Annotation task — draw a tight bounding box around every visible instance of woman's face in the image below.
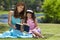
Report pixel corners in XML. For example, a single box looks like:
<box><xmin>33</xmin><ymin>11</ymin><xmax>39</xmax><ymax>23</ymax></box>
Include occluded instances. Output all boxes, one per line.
<box><xmin>17</xmin><ymin>5</ymin><xmax>24</xmax><ymax>13</ymax></box>
<box><xmin>27</xmin><ymin>13</ymin><xmax>32</xmax><ymax>19</ymax></box>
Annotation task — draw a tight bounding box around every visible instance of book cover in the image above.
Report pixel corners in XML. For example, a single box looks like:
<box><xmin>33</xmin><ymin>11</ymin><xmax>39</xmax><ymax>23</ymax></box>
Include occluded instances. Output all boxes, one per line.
<box><xmin>15</xmin><ymin>23</ymin><xmax>29</xmax><ymax>32</ymax></box>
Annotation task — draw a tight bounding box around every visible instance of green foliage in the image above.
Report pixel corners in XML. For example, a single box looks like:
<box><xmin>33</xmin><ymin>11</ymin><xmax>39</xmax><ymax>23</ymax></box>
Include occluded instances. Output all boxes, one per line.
<box><xmin>42</xmin><ymin>0</ymin><xmax>60</xmax><ymax>23</ymax></box>
<box><xmin>0</xmin><ymin>0</ymin><xmax>41</xmax><ymax>12</ymax></box>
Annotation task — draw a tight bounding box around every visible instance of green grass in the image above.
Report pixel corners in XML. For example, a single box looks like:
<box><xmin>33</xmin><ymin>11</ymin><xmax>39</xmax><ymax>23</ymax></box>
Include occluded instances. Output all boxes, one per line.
<box><xmin>0</xmin><ymin>23</ymin><xmax>60</xmax><ymax>40</ymax></box>
<box><xmin>0</xmin><ymin>10</ymin><xmax>8</xmax><ymax>15</ymax></box>
<box><xmin>0</xmin><ymin>10</ymin><xmax>43</xmax><ymax>15</ymax></box>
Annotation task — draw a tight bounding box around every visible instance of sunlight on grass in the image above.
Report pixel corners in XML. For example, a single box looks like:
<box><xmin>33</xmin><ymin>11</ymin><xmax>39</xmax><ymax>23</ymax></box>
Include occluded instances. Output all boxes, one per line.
<box><xmin>0</xmin><ymin>11</ymin><xmax>8</xmax><ymax>15</ymax></box>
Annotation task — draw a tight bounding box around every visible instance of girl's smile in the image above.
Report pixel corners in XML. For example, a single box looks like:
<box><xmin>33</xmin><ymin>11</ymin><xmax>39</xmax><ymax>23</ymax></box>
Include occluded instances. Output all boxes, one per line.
<box><xmin>27</xmin><ymin>13</ymin><xmax>32</xmax><ymax>19</ymax></box>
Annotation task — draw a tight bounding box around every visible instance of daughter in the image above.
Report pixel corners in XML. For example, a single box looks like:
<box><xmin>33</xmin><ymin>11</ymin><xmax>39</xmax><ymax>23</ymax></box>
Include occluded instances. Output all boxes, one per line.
<box><xmin>23</xmin><ymin>10</ymin><xmax>44</xmax><ymax>38</ymax></box>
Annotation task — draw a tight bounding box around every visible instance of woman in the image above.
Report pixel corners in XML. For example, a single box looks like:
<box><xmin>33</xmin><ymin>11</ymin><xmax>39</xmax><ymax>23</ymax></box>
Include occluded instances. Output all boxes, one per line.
<box><xmin>8</xmin><ymin>2</ymin><xmax>25</xmax><ymax>31</ymax></box>
<box><xmin>0</xmin><ymin>2</ymin><xmax>32</xmax><ymax>38</ymax></box>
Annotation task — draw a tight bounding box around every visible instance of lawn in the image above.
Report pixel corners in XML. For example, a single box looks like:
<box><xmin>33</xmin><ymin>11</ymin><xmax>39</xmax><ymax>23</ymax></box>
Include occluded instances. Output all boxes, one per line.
<box><xmin>0</xmin><ymin>10</ymin><xmax>8</xmax><ymax>15</ymax></box>
<box><xmin>0</xmin><ymin>23</ymin><xmax>60</xmax><ymax>40</ymax></box>
<box><xmin>0</xmin><ymin>10</ymin><xmax>43</xmax><ymax>15</ymax></box>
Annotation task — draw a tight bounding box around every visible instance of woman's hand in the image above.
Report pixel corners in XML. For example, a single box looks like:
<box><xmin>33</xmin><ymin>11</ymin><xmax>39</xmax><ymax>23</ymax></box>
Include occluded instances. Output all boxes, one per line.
<box><xmin>13</xmin><ymin>25</ymin><xmax>16</xmax><ymax>29</ymax></box>
<box><xmin>8</xmin><ymin>11</ymin><xmax>16</xmax><ymax>29</ymax></box>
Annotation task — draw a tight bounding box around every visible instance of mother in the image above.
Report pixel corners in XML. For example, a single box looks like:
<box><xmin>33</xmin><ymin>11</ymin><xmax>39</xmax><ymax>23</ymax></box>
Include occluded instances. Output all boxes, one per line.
<box><xmin>8</xmin><ymin>2</ymin><xmax>25</xmax><ymax>30</ymax></box>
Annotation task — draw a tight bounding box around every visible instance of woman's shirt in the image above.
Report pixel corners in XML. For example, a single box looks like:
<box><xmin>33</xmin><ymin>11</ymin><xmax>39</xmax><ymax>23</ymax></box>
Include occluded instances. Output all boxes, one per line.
<box><xmin>11</xmin><ymin>16</ymin><xmax>21</xmax><ymax>25</ymax></box>
<box><xmin>10</xmin><ymin>11</ymin><xmax>22</xmax><ymax>25</ymax></box>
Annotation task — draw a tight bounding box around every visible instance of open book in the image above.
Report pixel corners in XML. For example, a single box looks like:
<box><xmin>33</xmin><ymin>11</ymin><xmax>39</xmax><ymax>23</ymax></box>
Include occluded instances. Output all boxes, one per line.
<box><xmin>15</xmin><ymin>23</ymin><xmax>29</xmax><ymax>32</ymax></box>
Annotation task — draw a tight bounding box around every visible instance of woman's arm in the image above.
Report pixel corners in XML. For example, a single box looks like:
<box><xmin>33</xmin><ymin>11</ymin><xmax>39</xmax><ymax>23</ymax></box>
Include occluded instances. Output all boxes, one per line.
<box><xmin>8</xmin><ymin>11</ymin><xmax>16</xmax><ymax>29</ymax></box>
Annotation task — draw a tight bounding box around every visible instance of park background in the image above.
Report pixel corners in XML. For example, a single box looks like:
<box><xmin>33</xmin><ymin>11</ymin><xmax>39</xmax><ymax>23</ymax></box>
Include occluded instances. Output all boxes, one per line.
<box><xmin>0</xmin><ymin>0</ymin><xmax>60</xmax><ymax>40</ymax></box>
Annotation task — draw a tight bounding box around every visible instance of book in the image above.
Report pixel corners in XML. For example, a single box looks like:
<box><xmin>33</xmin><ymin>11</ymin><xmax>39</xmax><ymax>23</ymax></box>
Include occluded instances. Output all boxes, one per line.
<box><xmin>15</xmin><ymin>23</ymin><xmax>29</xmax><ymax>32</ymax></box>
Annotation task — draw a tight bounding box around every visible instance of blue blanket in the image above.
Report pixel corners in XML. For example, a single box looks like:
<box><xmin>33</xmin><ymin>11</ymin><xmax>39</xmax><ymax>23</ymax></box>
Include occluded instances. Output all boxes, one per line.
<box><xmin>0</xmin><ymin>29</ymin><xmax>32</xmax><ymax>38</ymax></box>
<box><xmin>0</xmin><ymin>16</ymin><xmax>33</xmax><ymax>38</ymax></box>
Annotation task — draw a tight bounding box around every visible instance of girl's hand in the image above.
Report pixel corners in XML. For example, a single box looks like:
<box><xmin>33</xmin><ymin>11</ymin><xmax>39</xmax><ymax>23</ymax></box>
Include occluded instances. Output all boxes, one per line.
<box><xmin>35</xmin><ymin>27</ymin><xmax>38</xmax><ymax>29</ymax></box>
<box><xmin>23</xmin><ymin>23</ymin><xmax>25</xmax><ymax>24</ymax></box>
<box><xmin>33</xmin><ymin>27</ymin><xmax>38</xmax><ymax>30</ymax></box>
<box><xmin>23</xmin><ymin>23</ymin><xmax>27</xmax><ymax>25</ymax></box>
<box><xmin>23</xmin><ymin>23</ymin><xmax>29</xmax><ymax>26</ymax></box>
<box><xmin>20</xmin><ymin>23</ymin><xmax>23</xmax><ymax>25</ymax></box>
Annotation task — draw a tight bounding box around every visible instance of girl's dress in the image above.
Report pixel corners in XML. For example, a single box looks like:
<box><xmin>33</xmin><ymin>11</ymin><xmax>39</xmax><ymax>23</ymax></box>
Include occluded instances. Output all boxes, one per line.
<box><xmin>0</xmin><ymin>15</ymin><xmax>32</xmax><ymax>38</ymax></box>
<box><xmin>27</xmin><ymin>19</ymin><xmax>41</xmax><ymax>34</ymax></box>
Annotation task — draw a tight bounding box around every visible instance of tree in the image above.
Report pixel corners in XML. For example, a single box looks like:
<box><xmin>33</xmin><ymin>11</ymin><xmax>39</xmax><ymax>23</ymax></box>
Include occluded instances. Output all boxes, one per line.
<box><xmin>0</xmin><ymin>0</ymin><xmax>42</xmax><ymax>11</ymax></box>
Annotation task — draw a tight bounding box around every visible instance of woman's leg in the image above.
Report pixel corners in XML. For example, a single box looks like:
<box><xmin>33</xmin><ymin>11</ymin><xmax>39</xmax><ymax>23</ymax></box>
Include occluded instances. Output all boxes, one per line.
<box><xmin>20</xmin><ymin>25</ymin><xmax>24</xmax><ymax>32</ymax></box>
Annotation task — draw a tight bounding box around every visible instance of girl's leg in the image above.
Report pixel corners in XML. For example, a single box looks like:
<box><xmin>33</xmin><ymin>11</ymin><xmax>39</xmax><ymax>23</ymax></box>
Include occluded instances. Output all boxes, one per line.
<box><xmin>32</xmin><ymin>31</ymin><xmax>44</xmax><ymax>38</ymax></box>
<box><xmin>33</xmin><ymin>31</ymin><xmax>42</xmax><ymax>37</ymax></box>
<box><xmin>32</xmin><ymin>28</ymin><xmax>44</xmax><ymax>38</ymax></box>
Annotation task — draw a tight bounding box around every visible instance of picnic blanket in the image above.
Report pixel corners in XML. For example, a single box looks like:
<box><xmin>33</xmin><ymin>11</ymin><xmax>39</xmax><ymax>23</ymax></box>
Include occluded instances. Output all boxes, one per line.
<box><xmin>0</xmin><ymin>29</ymin><xmax>32</xmax><ymax>38</ymax></box>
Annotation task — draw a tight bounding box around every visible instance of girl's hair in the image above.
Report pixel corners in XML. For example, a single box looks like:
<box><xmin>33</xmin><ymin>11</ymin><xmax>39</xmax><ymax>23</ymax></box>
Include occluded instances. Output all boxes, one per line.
<box><xmin>14</xmin><ymin>2</ymin><xmax>26</xmax><ymax>19</ymax></box>
<box><xmin>25</xmin><ymin>10</ymin><xmax>36</xmax><ymax>23</ymax></box>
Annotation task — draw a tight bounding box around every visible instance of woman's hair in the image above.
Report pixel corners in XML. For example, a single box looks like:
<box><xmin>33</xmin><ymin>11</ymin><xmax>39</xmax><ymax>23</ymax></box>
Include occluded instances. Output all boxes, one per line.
<box><xmin>14</xmin><ymin>2</ymin><xmax>26</xmax><ymax>19</ymax></box>
<box><xmin>25</xmin><ymin>10</ymin><xmax>36</xmax><ymax>23</ymax></box>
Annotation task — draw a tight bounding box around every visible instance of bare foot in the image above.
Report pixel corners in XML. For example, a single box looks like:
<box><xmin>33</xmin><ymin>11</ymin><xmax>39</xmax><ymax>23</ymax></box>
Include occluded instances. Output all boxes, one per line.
<box><xmin>42</xmin><ymin>36</ymin><xmax>45</xmax><ymax>38</ymax></box>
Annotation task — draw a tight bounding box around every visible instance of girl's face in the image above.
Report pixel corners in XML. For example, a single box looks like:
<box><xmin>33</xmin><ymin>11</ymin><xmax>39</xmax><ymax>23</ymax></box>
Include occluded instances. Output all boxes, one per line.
<box><xmin>17</xmin><ymin>5</ymin><xmax>24</xmax><ymax>13</ymax></box>
<box><xmin>27</xmin><ymin>13</ymin><xmax>32</xmax><ymax>19</ymax></box>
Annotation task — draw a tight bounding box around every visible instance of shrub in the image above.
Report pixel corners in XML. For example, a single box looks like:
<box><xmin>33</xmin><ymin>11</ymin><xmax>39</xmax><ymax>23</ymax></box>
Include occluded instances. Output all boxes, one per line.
<box><xmin>42</xmin><ymin>0</ymin><xmax>60</xmax><ymax>23</ymax></box>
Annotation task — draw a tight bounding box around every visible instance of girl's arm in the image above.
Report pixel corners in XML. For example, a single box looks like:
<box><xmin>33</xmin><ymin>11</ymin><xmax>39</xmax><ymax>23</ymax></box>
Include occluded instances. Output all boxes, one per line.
<box><xmin>34</xmin><ymin>19</ymin><xmax>39</xmax><ymax>28</ymax></box>
<box><xmin>22</xmin><ymin>20</ymin><xmax>29</xmax><ymax>26</ymax></box>
<box><xmin>8</xmin><ymin>11</ymin><xmax>16</xmax><ymax>29</ymax></box>
<box><xmin>23</xmin><ymin>23</ymin><xmax>29</xmax><ymax>26</ymax></box>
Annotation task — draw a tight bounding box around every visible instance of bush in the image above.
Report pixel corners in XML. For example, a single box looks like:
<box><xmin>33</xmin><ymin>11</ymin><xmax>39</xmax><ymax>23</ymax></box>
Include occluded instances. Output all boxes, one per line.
<box><xmin>42</xmin><ymin>0</ymin><xmax>60</xmax><ymax>23</ymax></box>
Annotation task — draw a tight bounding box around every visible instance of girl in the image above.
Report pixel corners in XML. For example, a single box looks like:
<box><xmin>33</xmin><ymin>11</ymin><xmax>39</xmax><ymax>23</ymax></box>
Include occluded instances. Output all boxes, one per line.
<box><xmin>23</xmin><ymin>10</ymin><xmax>44</xmax><ymax>38</ymax></box>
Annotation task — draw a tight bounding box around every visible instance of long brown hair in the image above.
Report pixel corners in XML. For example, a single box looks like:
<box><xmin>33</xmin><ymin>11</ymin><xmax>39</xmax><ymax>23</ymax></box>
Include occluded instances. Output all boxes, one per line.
<box><xmin>25</xmin><ymin>10</ymin><xmax>36</xmax><ymax>23</ymax></box>
<box><xmin>14</xmin><ymin>2</ymin><xmax>26</xmax><ymax>19</ymax></box>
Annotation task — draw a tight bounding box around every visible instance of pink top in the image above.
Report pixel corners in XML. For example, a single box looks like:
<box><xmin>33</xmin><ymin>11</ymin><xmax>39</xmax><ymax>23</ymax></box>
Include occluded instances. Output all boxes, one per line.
<box><xmin>27</xmin><ymin>19</ymin><xmax>36</xmax><ymax>30</ymax></box>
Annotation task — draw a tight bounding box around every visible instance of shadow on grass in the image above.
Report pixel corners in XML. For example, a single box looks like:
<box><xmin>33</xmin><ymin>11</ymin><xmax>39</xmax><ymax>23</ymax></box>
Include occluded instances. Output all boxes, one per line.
<box><xmin>43</xmin><ymin>33</ymin><xmax>54</xmax><ymax>39</ymax></box>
